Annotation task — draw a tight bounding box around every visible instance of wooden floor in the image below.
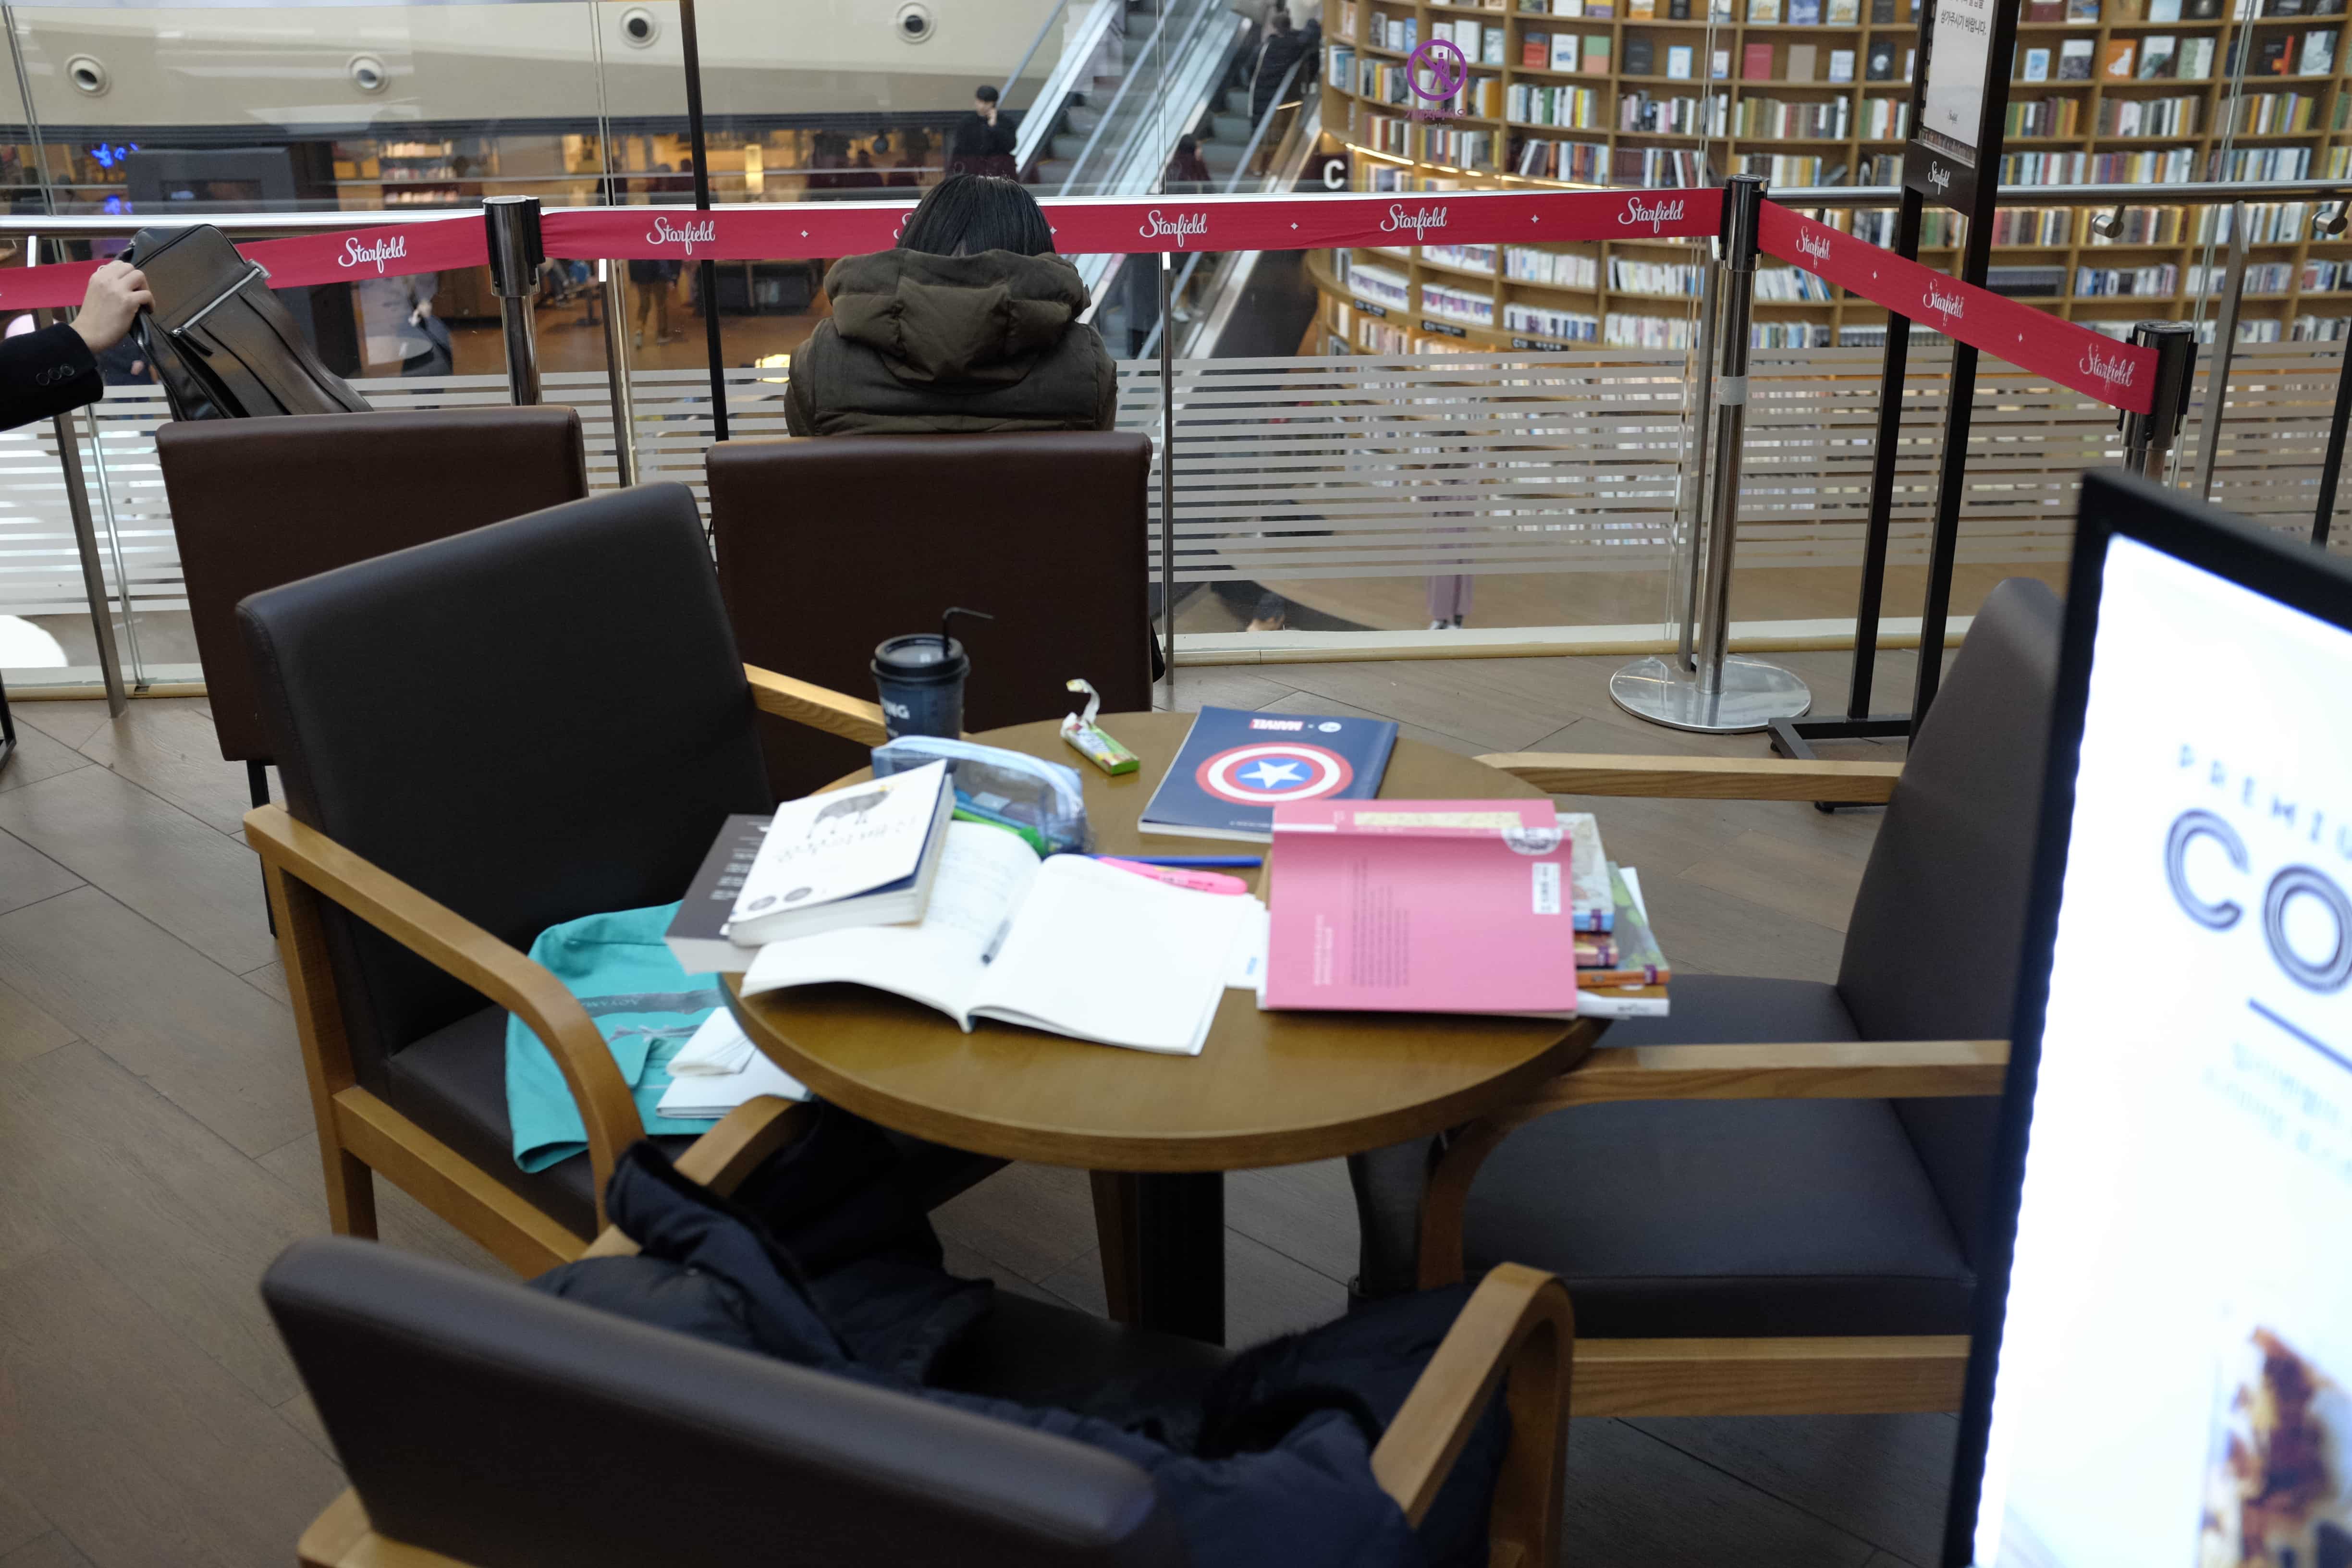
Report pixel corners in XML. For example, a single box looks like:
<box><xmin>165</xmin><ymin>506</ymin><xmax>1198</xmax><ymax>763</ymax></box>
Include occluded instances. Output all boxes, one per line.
<box><xmin>0</xmin><ymin>648</ymin><xmax>1953</xmax><ymax>1568</ymax></box>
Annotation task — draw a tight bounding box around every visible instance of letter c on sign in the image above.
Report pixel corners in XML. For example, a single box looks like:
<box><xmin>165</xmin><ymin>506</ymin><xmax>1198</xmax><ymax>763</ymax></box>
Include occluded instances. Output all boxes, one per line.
<box><xmin>2263</xmin><ymin>865</ymin><xmax>2352</xmax><ymax>992</ymax></box>
<box><xmin>1321</xmin><ymin>155</ymin><xmax>1348</xmax><ymax>190</ymax></box>
<box><xmin>2166</xmin><ymin>808</ymin><xmax>2245</xmax><ymax>930</ymax></box>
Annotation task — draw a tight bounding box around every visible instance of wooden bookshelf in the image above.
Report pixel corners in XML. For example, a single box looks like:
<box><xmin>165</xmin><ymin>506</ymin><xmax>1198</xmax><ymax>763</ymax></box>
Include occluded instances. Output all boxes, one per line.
<box><xmin>1315</xmin><ymin>0</ymin><xmax>2352</xmax><ymax>350</ymax></box>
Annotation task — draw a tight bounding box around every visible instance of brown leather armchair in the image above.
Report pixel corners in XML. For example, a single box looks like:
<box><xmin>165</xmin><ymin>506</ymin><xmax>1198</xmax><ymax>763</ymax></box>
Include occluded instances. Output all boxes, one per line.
<box><xmin>237</xmin><ymin>481</ymin><xmax>945</xmax><ymax>1274</ymax></box>
<box><xmin>158</xmin><ymin>405</ymin><xmax>589</xmax><ymax>806</ymax></box>
<box><xmin>706</xmin><ymin>431</ymin><xmax>1156</xmax><ymax>798</ymax></box>
<box><xmin>1351</xmin><ymin>577</ymin><xmax>2062</xmax><ymax>1418</ymax></box>
<box><xmin>271</xmin><ymin>1232</ymin><xmax>1575</xmax><ymax>1568</ymax></box>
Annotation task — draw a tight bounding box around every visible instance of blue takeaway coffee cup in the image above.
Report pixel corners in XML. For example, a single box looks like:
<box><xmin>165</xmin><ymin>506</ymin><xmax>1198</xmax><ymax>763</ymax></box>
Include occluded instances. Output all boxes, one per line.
<box><xmin>871</xmin><ymin>607</ymin><xmax>992</xmax><ymax>740</ymax></box>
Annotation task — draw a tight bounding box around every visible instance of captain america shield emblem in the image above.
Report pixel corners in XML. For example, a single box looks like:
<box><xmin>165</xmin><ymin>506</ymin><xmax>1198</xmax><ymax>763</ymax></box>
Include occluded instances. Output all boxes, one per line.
<box><xmin>1195</xmin><ymin>742</ymin><xmax>1355</xmax><ymax>804</ymax></box>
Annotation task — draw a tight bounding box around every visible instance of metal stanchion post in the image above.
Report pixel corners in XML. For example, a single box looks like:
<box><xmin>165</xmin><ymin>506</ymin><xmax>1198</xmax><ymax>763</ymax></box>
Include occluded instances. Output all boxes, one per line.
<box><xmin>25</xmin><ymin>237</ymin><xmax>127</xmax><ymax>715</ymax></box>
<box><xmin>1674</xmin><ymin>253</ymin><xmax>1721</xmax><ymax>673</ymax></box>
<box><xmin>2313</xmin><ymin>341</ymin><xmax>2352</xmax><ymax>548</ymax></box>
<box><xmin>598</xmin><ymin>258</ymin><xmax>637</xmax><ymax>487</ymax></box>
<box><xmin>483</xmin><ymin>196</ymin><xmax>545</xmax><ymax>405</ymax></box>
<box><xmin>2309</xmin><ymin>204</ymin><xmax>2352</xmax><ymax>548</ymax></box>
<box><xmin>1609</xmin><ymin>175</ymin><xmax>1812</xmax><ymax>734</ymax></box>
<box><xmin>1158</xmin><ymin>251</ymin><xmax>1176</xmax><ymax>698</ymax></box>
<box><xmin>2191</xmin><ymin>202</ymin><xmax>2248</xmax><ymax>502</ymax></box>
<box><xmin>2121</xmin><ymin>320</ymin><xmax>2198</xmax><ymax>479</ymax></box>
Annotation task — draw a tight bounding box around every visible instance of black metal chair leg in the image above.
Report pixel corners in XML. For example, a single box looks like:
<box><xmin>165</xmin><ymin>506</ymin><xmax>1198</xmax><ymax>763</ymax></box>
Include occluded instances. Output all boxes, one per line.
<box><xmin>249</xmin><ymin>760</ymin><xmax>274</xmax><ymax>935</ymax></box>
<box><xmin>0</xmin><ymin>670</ymin><xmax>15</xmax><ymax>774</ymax></box>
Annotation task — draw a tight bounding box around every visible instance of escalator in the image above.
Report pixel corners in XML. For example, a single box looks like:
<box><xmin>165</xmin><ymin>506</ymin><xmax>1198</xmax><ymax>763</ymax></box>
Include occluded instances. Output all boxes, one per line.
<box><xmin>1140</xmin><ymin>59</ymin><xmax>1327</xmax><ymax>362</ymax></box>
<box><xmin>1003</xmin><ymin>0</ymin><xmax>1258</xmax><ymax>346</ymax></box>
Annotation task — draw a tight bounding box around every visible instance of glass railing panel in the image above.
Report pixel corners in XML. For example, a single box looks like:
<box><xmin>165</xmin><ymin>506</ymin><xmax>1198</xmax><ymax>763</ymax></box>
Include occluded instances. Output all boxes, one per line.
<box><xmin>0</xmin><ymin>0</ymin><xmax>651</xmax><ymax>691</ymax></box>
<box><xmin>4</xmin><ymin>2</ymin><xmax>617</xmax><ymax>216</ymax></box>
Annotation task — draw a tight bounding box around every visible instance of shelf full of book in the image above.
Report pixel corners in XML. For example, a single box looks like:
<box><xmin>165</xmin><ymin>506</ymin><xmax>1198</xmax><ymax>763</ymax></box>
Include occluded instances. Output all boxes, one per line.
<box><xmin>1316</xmin><ymin>0</ymin><xmax>2352</xmax><ymax>349</ymax></box>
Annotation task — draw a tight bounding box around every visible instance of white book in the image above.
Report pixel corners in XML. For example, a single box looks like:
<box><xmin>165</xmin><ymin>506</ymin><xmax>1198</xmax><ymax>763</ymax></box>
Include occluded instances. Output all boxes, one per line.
<box><xmin>1551</xmin><ymin>30</ymin><xmax>1580</xmax><ymax>68</ymax></box>
<box><xmin>727</xmin><ymin>761</ymin><xmax>954</xmax><ymax>946</ymax></box>
<box><xmin>1667</xmin><ymin>43</ymin><xmax>1695</xmax><ymax>76</ymax></box>
<box><xmin>742</xmin><ymin>823</ymin><xmax>1253</xmax><ymax>1056</ymax></box>
<box><xmin>1829</xmin><ymin>48</ymin><xmax>1856</xmax><ymax>80</ymax></box>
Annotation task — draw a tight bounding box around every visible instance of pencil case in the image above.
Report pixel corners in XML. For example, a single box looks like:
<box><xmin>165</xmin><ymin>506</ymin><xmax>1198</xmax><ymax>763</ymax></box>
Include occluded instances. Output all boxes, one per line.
<box><xmin>870</xmin><ymin>736</ymin><xmax>1095</xmax><ymax>856</ymax></box>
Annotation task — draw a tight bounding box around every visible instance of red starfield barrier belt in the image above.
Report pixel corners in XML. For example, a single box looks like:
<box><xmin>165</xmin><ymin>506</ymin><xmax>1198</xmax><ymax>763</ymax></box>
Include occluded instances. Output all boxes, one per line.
<box><xmin>1755</xmin><ymin>199</ymin><xmax>2156</xmax><ymax>414</ymax></box>
<box><xmin>0</xmin><ymin>188</ymin><xmax>1725</xmax><ymax>311</ymax></box>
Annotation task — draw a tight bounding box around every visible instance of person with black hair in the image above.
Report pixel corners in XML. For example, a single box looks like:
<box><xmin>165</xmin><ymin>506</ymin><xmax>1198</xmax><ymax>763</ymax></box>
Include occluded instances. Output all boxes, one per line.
<box><xmin>887</xmin><ymin>127</ymin><xmax>931</xmax><ymax>187</ymax></box>
<box><xmin>946</xmin><ymin>83</ymin><xmax>1017</xmax><ymax>177</ymax></box>
<box><xmin>784</xmin><ymin>173</ymin><xmax>1114</xmax><ymax>436</ymax></box>
<box><xmin>1251</xmin><ymin>9</ymin><xmax>1311</xmax><ymax>122</ymax></box>
<box><xmin>1167</xmin><ymin>134</ymin><xmax>1213</xmax><ymax>189</ymax></box>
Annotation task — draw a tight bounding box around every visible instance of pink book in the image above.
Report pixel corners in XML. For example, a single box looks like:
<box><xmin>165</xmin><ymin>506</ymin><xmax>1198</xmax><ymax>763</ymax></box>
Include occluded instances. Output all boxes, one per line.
<box><xmin>1263</xmin><ymin>798</ymin><xmax>1580</xmax><ymax>1014</ymax></box>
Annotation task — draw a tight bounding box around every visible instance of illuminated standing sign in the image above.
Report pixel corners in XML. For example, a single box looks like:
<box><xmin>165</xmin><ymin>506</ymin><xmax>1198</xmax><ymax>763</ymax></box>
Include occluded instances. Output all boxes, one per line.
<box><xmin>1969</xmin><ymin>530</ymin><xmax>2352</xmax><ymax>1568</ymax></box>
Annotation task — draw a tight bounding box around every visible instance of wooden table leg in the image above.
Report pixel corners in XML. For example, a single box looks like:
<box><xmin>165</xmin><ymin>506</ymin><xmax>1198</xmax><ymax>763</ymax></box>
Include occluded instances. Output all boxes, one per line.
<box><xmin>1133</xmin><ymin>1171</ymin><xmax>1224</xmax><ymax>1345</ymax></box>
<box><xmin>1092</xmin><ymin>1170</ymin><xmax>1225</xmax><ymax>1343</ymax></box>
<box><xmin>1089</xmin><ymin>1170</ymin><xmax>1141</xmax><ymax>1324</ymax></box>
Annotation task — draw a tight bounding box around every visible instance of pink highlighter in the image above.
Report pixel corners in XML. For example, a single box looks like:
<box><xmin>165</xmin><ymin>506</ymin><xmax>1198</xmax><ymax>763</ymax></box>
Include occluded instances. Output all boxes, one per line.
<box><xmin>1095</xmin><ymin>857</ymin><xmax>1251</xmax><ymax>895</ymax></box>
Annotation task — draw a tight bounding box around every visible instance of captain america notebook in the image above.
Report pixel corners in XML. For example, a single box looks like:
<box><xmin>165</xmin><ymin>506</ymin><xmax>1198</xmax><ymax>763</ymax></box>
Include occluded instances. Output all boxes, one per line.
<box><xmin>1139</xmin><ymin>706</ymin><xmax>1398</xmax><ymax>843</ymax></box>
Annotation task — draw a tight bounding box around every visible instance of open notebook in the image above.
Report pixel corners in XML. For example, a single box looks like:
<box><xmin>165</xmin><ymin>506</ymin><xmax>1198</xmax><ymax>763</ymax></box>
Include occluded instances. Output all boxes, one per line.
<box><xmin>740</xmin><ymin>822</ymin><xmax>1252</xmax><ymax>1055</ymax></box>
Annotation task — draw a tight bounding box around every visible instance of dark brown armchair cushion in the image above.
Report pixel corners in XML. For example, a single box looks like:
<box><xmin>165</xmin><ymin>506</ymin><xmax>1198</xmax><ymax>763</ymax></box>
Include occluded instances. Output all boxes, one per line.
<box><xmin>708</xmin><ymin>431</ymin><xmax>1153</xmax><ymax>797</ymax></box>
<box><xmin>160</xmin><ymin>405</ymin><xmax>588</xmax><ymax>763</ymax></box>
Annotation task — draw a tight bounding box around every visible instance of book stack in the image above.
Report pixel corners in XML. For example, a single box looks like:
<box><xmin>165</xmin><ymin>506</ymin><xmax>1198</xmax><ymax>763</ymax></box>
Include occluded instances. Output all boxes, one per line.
<box><xmin>664</xmin><ymin>760</ymin><xmax>955</xmax><ymax>974</ymax></box>
<box><xmin>1262</xmin><ymin>802</ymin><xmax>1670</xmax><ymax>1018</ymax></box>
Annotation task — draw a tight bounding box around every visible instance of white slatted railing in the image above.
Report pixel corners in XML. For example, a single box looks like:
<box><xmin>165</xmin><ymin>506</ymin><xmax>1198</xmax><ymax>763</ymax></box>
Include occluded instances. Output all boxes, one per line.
<box><xmin>3</xmin><ymin>343</ymin><xmax>2343</xmax><ymax>625</ymax></box>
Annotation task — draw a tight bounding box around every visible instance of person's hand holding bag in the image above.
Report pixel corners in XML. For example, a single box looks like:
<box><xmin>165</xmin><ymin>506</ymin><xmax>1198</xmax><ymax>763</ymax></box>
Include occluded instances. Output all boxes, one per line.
<box><xmin>0</xmin><ymin>257</ymin><xmax>147</xmax><ymax>430</ymax></box>
<box><xmin>69</xmin><ymin>259</ymin><xmax>153</xmax><ymax>354</ymax></box>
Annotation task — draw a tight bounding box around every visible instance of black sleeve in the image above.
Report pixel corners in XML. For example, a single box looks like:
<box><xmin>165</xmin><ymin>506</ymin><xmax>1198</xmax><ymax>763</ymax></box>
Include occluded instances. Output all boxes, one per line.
<box><xmin>0</xmin><ymin>320</ymin><xmax>103</xmax><ymax>433</ymax></box>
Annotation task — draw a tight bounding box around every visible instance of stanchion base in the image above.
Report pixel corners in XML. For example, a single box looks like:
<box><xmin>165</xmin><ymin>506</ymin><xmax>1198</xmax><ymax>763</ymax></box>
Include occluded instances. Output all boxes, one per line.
<box><xmin>1768</xmin><ymin>712</ymin><xmax>1911</xmax><ymax>811</ymax></box>
<box><xmin>1767</xmin><ymin>713</ymin><xmax>1916</xmax><ymax>760</ymax></box>
<box><xmin>1608</xmin><ymin>655</ymin><xmax>1812</xmax><ymax>735</ymax></box>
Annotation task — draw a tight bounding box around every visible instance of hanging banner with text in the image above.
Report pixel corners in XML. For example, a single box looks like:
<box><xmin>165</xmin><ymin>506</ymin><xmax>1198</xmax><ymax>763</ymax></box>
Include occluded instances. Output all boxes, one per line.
<box><xmin>537</xmin><ymin>187</ymin><xmax>1726</xmax><ymax>261</ymax></box>
<box><xmin>1756</xmin><ymin>199</ymin><xmax>2156</xmax><ymax>414</ymax></box>
<box><xmin>0</xmin><ymin>188</ymin><xmax>1725</xmax><ymax>313</ymax></box>
<box><xmin>0</xmin><ymin>215</ymin><xmax>490</xmax><ymax>312</ymax></box>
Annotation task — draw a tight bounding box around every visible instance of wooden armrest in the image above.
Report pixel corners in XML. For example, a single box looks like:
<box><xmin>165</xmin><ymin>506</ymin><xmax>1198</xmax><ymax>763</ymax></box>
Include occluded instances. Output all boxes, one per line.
<box><xmin>745</xmin><ymin>664</ymin><xmax>889</xmax><ymax>746</ymax></box>
<box><xmin>1416</xmin><ymin>1040</ymin><xmax>2010</xmax><ymax>1289</ymax></box>
<box><xmin>576</xmin><ymin>1095</ymin><xmax>817</xmax><ymax>1261</ymax></box>
<box><xmin>246</xmin><ymin>803</ymin><xmax>641</xmax><ymax>1232</ymax></box>
<box><xmin>300</xmin><ymin>1490</ymin><xmax>468</xmax><ymax>1568</ymax></box>
<box><xmin>1373</xmin><ymin>1262</ymin><xmax>1573</xmax><ymax>1564</ymax></box>
<box><xmin>1478</xmin><ymin>752</ymin><xmax>1903</xmax><ymax>804</ymax></box>
<box><xmin>1504</xmin><ymin>1038</ymin><xmax>2009</xmax><ymax>1120</ymax></box>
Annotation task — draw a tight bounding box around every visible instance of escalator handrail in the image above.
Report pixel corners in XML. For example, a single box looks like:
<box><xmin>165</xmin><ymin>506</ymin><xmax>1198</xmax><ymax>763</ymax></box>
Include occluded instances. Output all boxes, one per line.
<box><xmin>1011</xmin><ymin>0</ymin><xmax>1128</xmax><ymax>175</ymax></box>
<box><xmin>1140</xmin><ymin>53</ymin><xmax>1312</xmax><ymax>359</ymax></box>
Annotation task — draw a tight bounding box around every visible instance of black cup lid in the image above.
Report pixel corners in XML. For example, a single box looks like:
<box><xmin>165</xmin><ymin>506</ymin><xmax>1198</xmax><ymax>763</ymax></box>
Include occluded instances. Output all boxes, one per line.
<box><xmin>875</xmin><ymin>633</ymin><xmax>964</xmax><ymax>670</ymax></box>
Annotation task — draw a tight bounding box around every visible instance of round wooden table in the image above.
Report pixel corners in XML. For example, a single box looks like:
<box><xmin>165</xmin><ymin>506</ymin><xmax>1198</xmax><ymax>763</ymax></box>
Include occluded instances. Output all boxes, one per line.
<box><xmin>732</xmin><ymin>711</ymin><xmax>1601</xmax><ymax>1341</ymax></box>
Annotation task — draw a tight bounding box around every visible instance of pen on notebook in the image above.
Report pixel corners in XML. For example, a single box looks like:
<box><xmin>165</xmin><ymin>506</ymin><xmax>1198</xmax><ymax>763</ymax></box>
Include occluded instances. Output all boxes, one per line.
<box><xmin>980</xmin><ymin>917</ymin><xmax>1012</xmax><ymax>965</ymax></box>
<box><xmin>1109</xmin><ymin>855</ymin><xmax>1264</xmax><ymax>869</ymax></box>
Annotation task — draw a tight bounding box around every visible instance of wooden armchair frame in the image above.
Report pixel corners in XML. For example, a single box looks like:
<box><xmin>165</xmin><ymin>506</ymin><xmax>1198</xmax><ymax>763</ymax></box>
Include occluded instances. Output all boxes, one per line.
<box><xmin>296</xmin><ymin>1262</ymin><xmax>1576</xmax><ymax>1568</ymax></box>
<box><xmin>1410</xmin><ymin>750</ymin><xmax>2012</xmax><ymax>1419</ymax></box>
<box><xmin>247</xmin><ymin>665</ymin><xmax>887</xmax><ymax>1275</ymax></box>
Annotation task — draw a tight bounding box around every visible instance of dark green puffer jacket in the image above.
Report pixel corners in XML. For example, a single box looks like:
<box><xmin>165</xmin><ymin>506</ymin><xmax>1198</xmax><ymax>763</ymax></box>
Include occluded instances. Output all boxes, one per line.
<box><xmin>784</xmin><ymin>248</ymin><xmax>1118</xmax><ymax>435</ymax></box>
